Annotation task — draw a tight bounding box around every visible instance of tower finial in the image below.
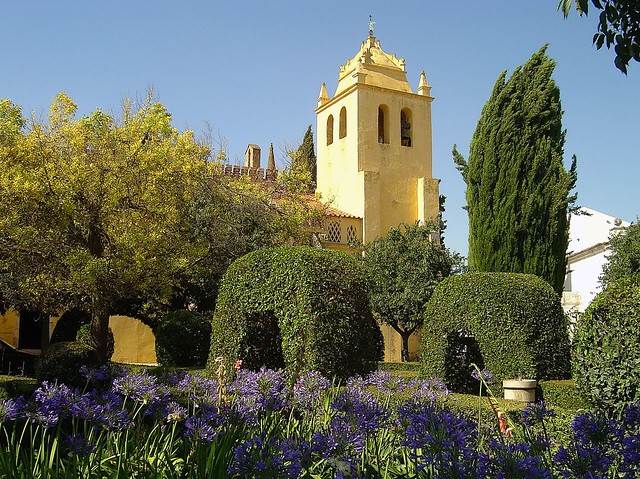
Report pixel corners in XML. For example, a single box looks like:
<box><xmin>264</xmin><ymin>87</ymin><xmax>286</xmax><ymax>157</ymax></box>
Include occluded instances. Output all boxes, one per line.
<box><xmin>418</xmin><ymin>70</ymin><xmax>431</xmax><ymax>96</ymax></box>
<box><xmin>368</xmin><ymin>15</ymin><xmax>376</xmax><ymax>37</ymax></box>
<box><xmin>317</xmin><ymin>82</ymin><xmax>329</xmax><ymax>108</ymax></box>
<box><xmin>267</xmin><ymin>143</ymin><xmax>276</xmax><ymax>171</ymax></box>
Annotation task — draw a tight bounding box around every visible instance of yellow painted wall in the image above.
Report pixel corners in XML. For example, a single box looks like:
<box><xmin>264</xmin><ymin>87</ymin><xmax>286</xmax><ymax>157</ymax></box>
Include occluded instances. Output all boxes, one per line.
<box><xmin>0</xmin><ymin>310</ymin><xmax>20</xmax><ymax>348</ymax></box>
<box><xmin>109</xmin><ymin>315</ymin><xmax>157</xmax><ymax>365</ymax></box>
<box><xmin>316</xmin><ymin>35</ymin><xmax>440</xmax><ymax>362</ymax></box>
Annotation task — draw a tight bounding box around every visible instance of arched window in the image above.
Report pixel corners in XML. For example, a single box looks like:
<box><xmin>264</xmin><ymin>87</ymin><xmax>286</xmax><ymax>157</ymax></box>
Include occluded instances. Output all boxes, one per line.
<box><xmin>326</xmin><ymin>115</ymin><xmax>334</xmax><ymax>146</ymax></box>
<box><xmin>339</xmin><ymin>107</ymin><xmax>347</xmax><ymax>139</ymax></box>
<box><xmin>327</xmin><ymin>221</ymin><xmax>341</xmax><ymax>243</ymax></box>
<box><xmin>346</xmin><ymin>224</ymin><xmax>357</xmax><ymax>244</ymax></box>
<box><xmin>400</xmin><ymin>108</ymin><xmax>412</xmax><ymax>147</ymax></box>
<box><xmin>378</xmin><ymin>105</ymin><xmax>389</xmax><ymax>144</ymax></box>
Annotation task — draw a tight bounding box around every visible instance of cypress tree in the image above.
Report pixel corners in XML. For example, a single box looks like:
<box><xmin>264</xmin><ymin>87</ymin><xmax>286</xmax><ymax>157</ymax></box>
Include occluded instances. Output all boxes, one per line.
<box><xmin>292</xmin><ymin>125</ymin><xmax>317</xmax><ymax>188</ymax></box>
<box><xmin>453</xmin><ymin>46</ymin><xmax>577</xmax><ymax>293</ymax></box>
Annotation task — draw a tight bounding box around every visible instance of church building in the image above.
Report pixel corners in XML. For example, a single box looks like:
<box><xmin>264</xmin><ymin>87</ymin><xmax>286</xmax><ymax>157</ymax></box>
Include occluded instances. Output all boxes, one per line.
<box><xmin>314</xmin><ymin>30</ymin><xmax>441</xmax><ymax>360</ymax></box>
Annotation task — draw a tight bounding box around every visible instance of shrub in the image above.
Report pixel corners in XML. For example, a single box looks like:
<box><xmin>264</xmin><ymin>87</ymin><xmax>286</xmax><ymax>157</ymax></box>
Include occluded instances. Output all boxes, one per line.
<box><xmin>76</xmin><ymin>323</ymin><xmax>115</xmax><ymax>360</ymax></box>
<box><xmin>600</xmin><ymin>221</ymin><xmax>640</xmax><ymax>287</ymax></box>
<box><xmin>421</xmin><ymin>272</ymin><xmax>571</xmax><ymax>392</ymax></box>
<box><xmin>155</xmin><ymin>310</ymin><xmax>211</xmax><ymax>367</ymax></box>
<box><xmin>538</xmin><ymin>380</ymin><xmax>589</xmax><ymax>412</ymax></box>
<box><xmin>573</xmin><ymin>277</ymin><xmax>640</xmax><ymax>414</ymax></box>
<box><xmin>37</xmin><ymin>341</ymin><xmax>99</xmax><ymax>385</ymax></box>
<box><xmin>208</xmin><ymin>247</ymin><xmax>383</xmax><ymax>379</ymax></box>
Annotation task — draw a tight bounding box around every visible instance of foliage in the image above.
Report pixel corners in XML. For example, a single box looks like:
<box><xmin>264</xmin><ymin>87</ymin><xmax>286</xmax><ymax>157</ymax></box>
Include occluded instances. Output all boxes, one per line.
<box><xmin>0</xmin><ymin>93</ymin><xmax>311</xmax><ymax>363</ymax></box>
<box><xmin>284</xmin><ymin>125</ymin><xmax>317</xmax><ymax>192</ymax></box>
<box><xmin>36</xmin><ymin>341</ymin><xmax>99</xmax><ymax>386</ymax></box>
<box><xmin>75</xmin><ymin>323</ymin><xmax>114</xmax><ymax>361</ymax></box>
<box><xmin>422</xmin><ymin>272</ymin><xmax>572</xmax><ymax>392</ymax></box>
<box><xmin>601</xmin><ymin>221</ymin><xmax>640</xmax><ymax>287</ymax></box>
<box><xmin>0</xmin><ymin>376</ymin><xmax>37</xmax><ymax>399</ymax></box>
<box><xmin>363</xmin><ymin>222</ymin><xmax>462</xmax><ymax>361</ymax></box>
<box><xmin>453</xmin><ymin>47</ymin><xmax>577</xmax><ymax>293</ymax></box>
<box><xmin>208</xmin><ymin>246</ymin><xmax>383</xmax><ymax>379</ymax></box>
<box><xmin>573</xmin><ymin>276</ymin><xmax>640</xmax><ymax>414</ymax></box>
<box><xmin>155</xmin><ymin>309</ymin><xmax>212</xmax><ymax>367</ymax></box>
<box><xmin>559</xmin><ymin>0</ymin><xmax>640</xmax><ymax>73</ymax></box>
<box><xmin>539</xmin><ymin>380</ymin><xmax>590</xmax><ymax>411</ymax></box>
<box><xmin>2</xmin><ymin>366</ymin><xmax>640</xmax><ymax>478</ymax></box>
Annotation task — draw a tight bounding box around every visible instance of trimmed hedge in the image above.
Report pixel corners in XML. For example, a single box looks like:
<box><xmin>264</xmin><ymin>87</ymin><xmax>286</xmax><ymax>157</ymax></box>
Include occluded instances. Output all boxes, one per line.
<box><xmin>539</xmin><ymin>380</ymin><xmax>589</xmax><ymax>412</ymax></box>
<box><xmin>155</xmin><ymin>310</ymin><xmax>211</xmax><ymax>367</ymax></box>
<box><xmin>573</xmin><ymin>277</ymin><xmax>640</xmax><ymax>414</ymax></box>
<box><xmin>421</xmin><ymin>273</ymin><xmax>571</xmax><ymax>391</ymax></box>
<box><xmin>0</xmin><ymin>375</ymin><xmax>38</xmax><ymax>398</ymax></box>
<box><xmin>208</xmin><ymin>247</ymin><xmax>383</xmax><ymax>379</ymax></box>
<box><xmin>37</xmin><ymin>341</ymin><xmax>99</xmax><ymax>386</ymax></box>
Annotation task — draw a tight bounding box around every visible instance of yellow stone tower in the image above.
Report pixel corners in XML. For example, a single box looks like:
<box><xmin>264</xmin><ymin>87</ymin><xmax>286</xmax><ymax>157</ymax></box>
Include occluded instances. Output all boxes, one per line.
<box><xmin>315</xmin><ymin>29</ymin><xmax>441</xmax><ymax>361</ymax></box>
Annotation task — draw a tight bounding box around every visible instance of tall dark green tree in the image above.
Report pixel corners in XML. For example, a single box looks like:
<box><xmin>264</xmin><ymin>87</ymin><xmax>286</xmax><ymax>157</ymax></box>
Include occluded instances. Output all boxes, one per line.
<box><xmin>453</xmin><ymin>47</ymin><xmax>577</xmax><ymax>293</ymax></box>
<box><xmin>290</xmin><ymin>125</ymin><xmax>317</xmax><ymax>191</ymax></box>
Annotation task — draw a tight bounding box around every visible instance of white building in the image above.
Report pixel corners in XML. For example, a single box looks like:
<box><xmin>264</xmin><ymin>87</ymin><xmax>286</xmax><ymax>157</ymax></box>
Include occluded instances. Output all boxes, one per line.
<box><xmin>562</xmin><ymin>207</ymin><xmax>630</xmax><ymax>313</ymax></box>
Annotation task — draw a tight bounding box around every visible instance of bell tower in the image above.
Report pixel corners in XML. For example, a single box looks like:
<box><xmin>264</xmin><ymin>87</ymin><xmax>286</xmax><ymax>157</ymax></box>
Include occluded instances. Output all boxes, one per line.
<box><xmin>315</xmin><ymin>31</ymin><xmax>440</xmax><ymax>244</ymax></box>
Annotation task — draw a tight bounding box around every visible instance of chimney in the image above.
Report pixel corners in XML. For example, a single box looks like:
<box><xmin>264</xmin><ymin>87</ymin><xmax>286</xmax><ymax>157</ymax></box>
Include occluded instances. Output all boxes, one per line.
<box><xmin>244</xmin><ymin>144</ymin><xmax>261</xmax><ymax>169</ymax></box>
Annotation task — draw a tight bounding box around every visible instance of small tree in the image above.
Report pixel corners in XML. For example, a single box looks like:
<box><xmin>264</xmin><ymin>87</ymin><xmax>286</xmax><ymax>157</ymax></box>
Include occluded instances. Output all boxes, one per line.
<box><xmin>362</xmin><ymin>222</ymin><xmax>462</xmax><ymax>361</ymax></box>
<box><xmin>601</xmin><ymin>221</ymin><xmax>640</xmax><ymax>287</ymax></box>
<box><xmin>0</xmin><ymin>93</ymin><xmax>310</xmax><ymax>362</ymax></box>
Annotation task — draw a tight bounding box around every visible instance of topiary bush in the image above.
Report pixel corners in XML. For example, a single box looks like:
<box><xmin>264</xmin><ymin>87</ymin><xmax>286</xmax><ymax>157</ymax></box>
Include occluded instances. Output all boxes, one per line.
<box><xmin>155</xmin><ymin>310</ymin><xmax>212</xmax><ymax>367</ymax></box>
<box><xmin>208</xmin><ymin>246</ymin><xmax>383</xmax><ymax>379</ymax></box>
<box><xmin>76</xmin><ymin>323</ymin><xmax>115</xmax><ymax>361</ymax></box>
<box><xmin>573</xmin><ymin>277</ymin><xmax>640</xmax><ymax>414</ymax></box>
<box><xmin>421</xmin><ymin>272</ymin><xmax>571</xmax><ymax>392</ymax></box>
<box><xmin>37</xmin><ymin>341</ymin><xmax>99</xmax><ymax>386</ymax></box>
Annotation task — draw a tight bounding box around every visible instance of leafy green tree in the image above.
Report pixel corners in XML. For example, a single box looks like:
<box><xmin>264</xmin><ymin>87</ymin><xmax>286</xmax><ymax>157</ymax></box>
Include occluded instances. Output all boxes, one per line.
<box><xmin>453</xmin><ymin>47</ymin><xmax>577</xmax><ymax>294</ymax></box>
<box><xmin>0</xmin><ymin>93</ymin><xmax>309</xmax><ymax>362</ymax></box>
<box><xmin>288</xmin><ymin>125</ymin><xmax>317</xmax><ymax>191</ymax></box>
<box><xmin>601</xmin><ymin>221</ymin><xmax>640</xmax><ymax>287</ymax></box>
<box><xmin>362</xmin><ymin>222</ymin><xmax>462</xmax><ymax>361</ymax></box>
<box><xmin>559</xmin><ymin>0</ymin><xmax>640</xmax><ymax>73</ymax></box>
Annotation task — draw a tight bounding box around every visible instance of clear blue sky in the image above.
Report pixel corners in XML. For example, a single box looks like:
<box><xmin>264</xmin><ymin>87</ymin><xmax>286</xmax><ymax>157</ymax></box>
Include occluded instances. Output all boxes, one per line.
<box><xmin>2</xmin><ymin>0</ymin><xmax>638</xmax><ymax>255</ymax></box>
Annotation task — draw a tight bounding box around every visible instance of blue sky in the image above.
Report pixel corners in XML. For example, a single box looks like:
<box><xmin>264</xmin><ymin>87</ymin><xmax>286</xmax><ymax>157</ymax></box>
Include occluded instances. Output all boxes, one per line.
<box><xmin>2</xmin><ymin>0</ymin><xmax>638</xmax><ymax>255</ymax></box>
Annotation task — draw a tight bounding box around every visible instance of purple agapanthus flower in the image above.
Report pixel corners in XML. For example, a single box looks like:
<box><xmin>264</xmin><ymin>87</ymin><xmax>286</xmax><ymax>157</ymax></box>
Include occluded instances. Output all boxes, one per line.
<box><xmin>229</xmin><ymin>368</ymin><xmax>288</xmax><ymax>420</ymax></box>
<box><xmin>65</xmin><ymin>434</ymin><xmax>95</xmax><ymax>457</ymax></box>
<box><xmin>184</xmin><ymin>405</ymin><xmax>225</xmax><ymax>443</ymax></box>
<box><xmin>471</xmin><ymin>368</ymin><xmax>494</xmax><ymax>383</ymax></box>
<box><xmin>175</xmin><ymin>373</ymin><xmax>218</xmax><ymax>406</ymax></box>
<box><xmin>79</xmin><ymin>365</ymin><xmax>110</xmax><ymax>384</ymax></box>
<box><xmin>407</xmin><ymin>377</ymin><xmax>450</xmax><ymax>402</ymax></box>
<box><xmin>399</xmin><ymin>400</ymin><xmax>477</xmax><ymax>476</ymax></box>
<box><xmin>293</xmin><ymin>371</ymin><xmax>331</xmax><ymax>409</ymax></box>
<box><xmin>27</xmin><ymin>382</ymin><xmax>77</xmax><ymax>427</ymax></box>
<box><xmin>163</xmin><ymin>401</ymin><xmax>187</xmax><ymax>423</ymax></box>
<box><xmin>112</xmin><ymin>371</ymin><xmax>169</xmax><ymax>407</ymax></box>
<box><xmin>0</xmin><ymin>397</ymin><xmax>24</xmax><ymax>422</ymax></box>
<box><xmin>228</xmin><ymin>435</ymin><xmax>309</xmax><ymax>479</ymax></box>
<box><xmin>522</xmin><ymin>401</ymin><xmax>556</xmax><ymax>426</ymax></box>
<box><xmin>364</xmin><ymin>370</ymin><xmax>407</xmax><ymax>395</ymax></box>
<box><xmin>331</xmin><ymin>387</ymin><xmax>389</xmax><ymax>435</ymax></box>
<box><xmin>479</xmin><ymin>440</ymin><xmax>552</xmax><ymax>479</ymax></box>
<box><xmin>71</xmin><ymin>389</ymin><xmax>131</xmax><ymax>431</ymax></box>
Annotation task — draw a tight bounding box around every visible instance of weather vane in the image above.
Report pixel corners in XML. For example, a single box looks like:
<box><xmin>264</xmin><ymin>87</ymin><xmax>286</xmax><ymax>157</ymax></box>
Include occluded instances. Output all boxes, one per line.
<box><xmin>368</xmin><ymin>15</ymin><xmax>376</xmax><ymax>36</ymax></box>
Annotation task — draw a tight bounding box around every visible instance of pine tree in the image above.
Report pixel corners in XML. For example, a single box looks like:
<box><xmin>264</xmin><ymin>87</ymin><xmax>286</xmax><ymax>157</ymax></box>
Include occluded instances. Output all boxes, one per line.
<box><xmin>291</xmin><ymin>125</ymin><xmax>317</xmax><ymax>190</ymax></box>
<box><xmin>453</xmin><ymin>46</ymin><xmax>577</xmax><ymax>293</ymax></box>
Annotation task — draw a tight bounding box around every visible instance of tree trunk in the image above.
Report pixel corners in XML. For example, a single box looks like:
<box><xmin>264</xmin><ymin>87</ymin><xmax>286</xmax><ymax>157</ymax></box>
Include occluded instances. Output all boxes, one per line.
<box><xmin>90</xmin><ymin>307</ymin><xmax>110</xmax><ymax>364</ymax></box>
<box><xmin>400</xmin><ymin>331</ymin><xmax>411</xmax><ymax>362</ymax></box>
<box><xmin>39</xmin><ymin>313</ymin><xmax>50</xmax><ymax>352</ymax></box>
